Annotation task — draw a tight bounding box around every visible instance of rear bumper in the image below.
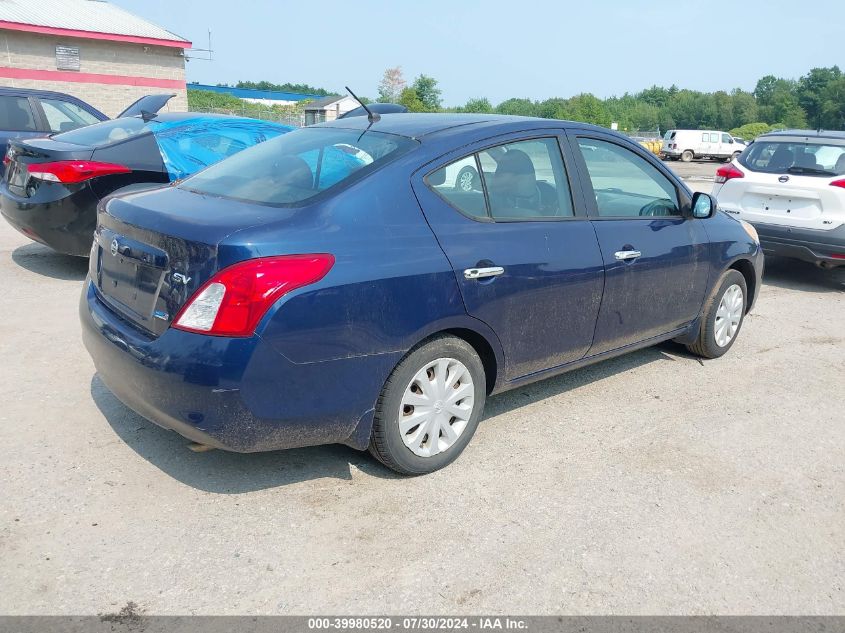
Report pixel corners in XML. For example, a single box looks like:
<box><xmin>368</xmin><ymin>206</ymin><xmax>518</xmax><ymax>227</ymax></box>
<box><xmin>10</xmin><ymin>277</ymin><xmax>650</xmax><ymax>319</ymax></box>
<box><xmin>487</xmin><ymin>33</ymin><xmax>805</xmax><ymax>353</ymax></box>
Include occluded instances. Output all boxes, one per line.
<box><xmin>0</xmin><ymin>184</ymin><xmax>97</xmax><ymax>257</ymax></box>
<box><xmin>749</xmin><ymin>221</ymin><xmax>845</xmax><ymax>267</ymax></box>
<box><xmin>80</xmin><ymin>280</ymin><xmax>398</xmax><ymax>452</ymax></box>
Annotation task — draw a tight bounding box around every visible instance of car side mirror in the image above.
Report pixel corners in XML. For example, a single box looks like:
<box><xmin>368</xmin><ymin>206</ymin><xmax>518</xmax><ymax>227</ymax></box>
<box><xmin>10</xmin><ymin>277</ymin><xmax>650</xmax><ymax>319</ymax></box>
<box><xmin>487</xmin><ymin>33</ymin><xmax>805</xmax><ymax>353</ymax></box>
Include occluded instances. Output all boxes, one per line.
<box><xmin>691</xmin><ymin>192</ymin><xmax>716</xmax><ymax>219</ymax></box>
<box><xmin>728</xmin><ymin>138</ymin><xmax>734</xmax><ymax>144</ymax></box>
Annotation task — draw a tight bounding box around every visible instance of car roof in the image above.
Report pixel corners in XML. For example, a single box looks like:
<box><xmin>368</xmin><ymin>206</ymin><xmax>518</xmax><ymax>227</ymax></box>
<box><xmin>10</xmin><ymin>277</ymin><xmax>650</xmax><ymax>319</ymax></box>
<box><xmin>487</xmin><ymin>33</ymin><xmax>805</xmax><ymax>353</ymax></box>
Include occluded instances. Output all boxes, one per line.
<box><xmin>0</xmin><ymin>86</ymin><xmax>108</xmax><ymax>118</ymax></box>
<box><xmin>314</xmin><ymin>113</ymin><xmax>583</xmax><ymax>140</ymax></box>
<box><xmin>760</xmin><ymin>129</ymin><xmax>845</xmax><ymax>141</ymax></box>
<box><xmin>0</xmin><ymin>86</ymin><xmax>87</xmax><ymax>100</ymax></box>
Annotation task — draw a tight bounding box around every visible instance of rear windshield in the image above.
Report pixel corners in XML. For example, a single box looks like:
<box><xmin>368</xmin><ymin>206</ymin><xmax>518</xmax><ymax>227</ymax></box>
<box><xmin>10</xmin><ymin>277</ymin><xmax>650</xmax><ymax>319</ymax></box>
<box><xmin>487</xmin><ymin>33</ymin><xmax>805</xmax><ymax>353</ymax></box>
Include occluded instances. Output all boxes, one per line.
<box><xmin>52</xmin><ymin>116</ymin><xmax>147</xmax><ymax>146</ymax></box>
<box><xmin>740</xmin><ymin>140</ymin><xmax>845</xmax><ymax>176</ymax></box>
<box><xmin>180</xmin><ymin>127</ymin><xmax>418</xmax><ymax>205</ymax></box>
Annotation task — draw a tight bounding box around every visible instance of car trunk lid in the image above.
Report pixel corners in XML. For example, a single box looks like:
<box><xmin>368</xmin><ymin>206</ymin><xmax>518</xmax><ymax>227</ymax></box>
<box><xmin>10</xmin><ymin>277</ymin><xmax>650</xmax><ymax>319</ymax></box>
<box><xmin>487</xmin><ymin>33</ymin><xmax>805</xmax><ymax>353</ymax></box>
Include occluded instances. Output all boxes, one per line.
<box><xmin>5</xmin><ymin>138</ymin><xmax>93</xmax><ymax>197</ymax></box>
<box><xmin>116</xmin><ymin>93</ymin><xmax>176</xmax><ymax>119</ymax></box>
<box><xmin>91</xmin><ymin>186</ymin><xmax>286</xmax><ymax>337</ymax></box>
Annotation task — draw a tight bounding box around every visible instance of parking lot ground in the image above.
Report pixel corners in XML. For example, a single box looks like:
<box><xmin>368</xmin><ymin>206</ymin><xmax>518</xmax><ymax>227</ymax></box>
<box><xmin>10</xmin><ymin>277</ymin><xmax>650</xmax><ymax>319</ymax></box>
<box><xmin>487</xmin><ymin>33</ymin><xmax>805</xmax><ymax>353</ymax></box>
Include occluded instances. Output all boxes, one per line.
<box><xmin>0</xmin><ymin>179</ymin><xmax>843</xmax><ymax>615</ymax></box>
<box><xmin>662</xmin><ymin>159</ymin><xmax>723</xmax><ymax>192</ymax></box>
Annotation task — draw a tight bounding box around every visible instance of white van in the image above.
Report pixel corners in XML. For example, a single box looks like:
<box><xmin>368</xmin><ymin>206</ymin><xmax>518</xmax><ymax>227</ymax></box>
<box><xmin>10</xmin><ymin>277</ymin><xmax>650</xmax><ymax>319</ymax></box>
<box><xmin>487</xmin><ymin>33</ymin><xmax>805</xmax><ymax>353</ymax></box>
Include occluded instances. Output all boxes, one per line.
<box><xmin>661</xmin><ymin>130</ymin><xmax>747</xmax><ymax>162</ymax></box>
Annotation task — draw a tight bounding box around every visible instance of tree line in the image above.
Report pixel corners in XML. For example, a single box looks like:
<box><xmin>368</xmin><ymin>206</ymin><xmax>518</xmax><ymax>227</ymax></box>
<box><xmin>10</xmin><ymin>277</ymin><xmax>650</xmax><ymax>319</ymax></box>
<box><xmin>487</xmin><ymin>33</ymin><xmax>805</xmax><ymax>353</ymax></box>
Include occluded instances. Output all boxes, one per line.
<box><xmin>193</xmin><ymin>66</ymin><xmax>845</xmax><ymax>139</ymax></box>
<box><xmin>375</xmin><ymin>65</ymin><xmax>845</xmax><ymax>138</ymax></box>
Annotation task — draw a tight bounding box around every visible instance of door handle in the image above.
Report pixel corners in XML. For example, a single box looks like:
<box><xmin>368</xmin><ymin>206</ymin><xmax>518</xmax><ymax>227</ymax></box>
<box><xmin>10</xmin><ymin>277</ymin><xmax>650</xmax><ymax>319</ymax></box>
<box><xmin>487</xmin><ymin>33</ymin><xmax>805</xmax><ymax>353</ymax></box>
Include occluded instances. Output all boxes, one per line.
<box><xmin>614</xmin><ymin>250</ymin><xmax>642</xmax><ymax>261</ymax></box>
<box><xmin>464</xmin><ymin>266</ymin><xmax>505</xmax><ymax>280</ymax></box>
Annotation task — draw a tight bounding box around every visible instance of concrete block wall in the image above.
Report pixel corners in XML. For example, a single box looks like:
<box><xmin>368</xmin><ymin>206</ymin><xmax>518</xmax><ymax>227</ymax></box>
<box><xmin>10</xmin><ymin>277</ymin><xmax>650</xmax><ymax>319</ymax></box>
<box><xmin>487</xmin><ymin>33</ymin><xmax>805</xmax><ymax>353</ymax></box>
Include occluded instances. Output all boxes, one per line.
<box><xmin>0</xmin><ymin>30</ymin><xmax>188</xmax><ymax>116</ymax></box>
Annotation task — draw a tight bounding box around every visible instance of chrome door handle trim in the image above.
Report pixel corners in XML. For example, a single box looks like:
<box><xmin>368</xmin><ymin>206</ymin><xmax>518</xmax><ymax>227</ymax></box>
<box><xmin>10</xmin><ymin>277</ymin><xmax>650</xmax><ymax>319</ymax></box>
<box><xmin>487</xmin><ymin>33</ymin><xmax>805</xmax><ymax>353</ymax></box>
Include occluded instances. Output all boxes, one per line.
<box><xmin>614</xmin><ymin>250</ymin><xmax>642</xmax><ymax>261</ymax></box>
<box><xmin>464</xmin><ymin>266</ymin><xmax>505</xmax><ymax>280</ymax></box>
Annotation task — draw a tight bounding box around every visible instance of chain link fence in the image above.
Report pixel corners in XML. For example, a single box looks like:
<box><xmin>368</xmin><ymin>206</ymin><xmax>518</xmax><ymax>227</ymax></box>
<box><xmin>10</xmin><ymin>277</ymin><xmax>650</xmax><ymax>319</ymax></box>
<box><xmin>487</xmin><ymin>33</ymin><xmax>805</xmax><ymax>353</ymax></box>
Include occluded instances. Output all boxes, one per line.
<box><xmin>625</xmin><ymin>129</ymin><xmax>663</xmax><ymax>140</ymax></box>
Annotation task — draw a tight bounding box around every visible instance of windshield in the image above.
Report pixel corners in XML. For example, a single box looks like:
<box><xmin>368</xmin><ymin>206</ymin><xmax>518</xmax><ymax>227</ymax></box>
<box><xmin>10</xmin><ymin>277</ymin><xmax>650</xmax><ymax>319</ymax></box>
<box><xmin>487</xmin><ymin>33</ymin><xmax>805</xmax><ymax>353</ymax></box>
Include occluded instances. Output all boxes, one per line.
<box><xmin>664</xmin><ymin>131</ymin><xmax>676</xmax><ymax>140</ymax></box>
<box><xmin>53</xmin><ymin>116</ymin><xmax>147</xmax><ymax>147</ymax></box>
<box><xmin>181</xmin><ymin>127</ymin><xmax>418</xmax><ymax>205</ymax></box>
<box><xmin>740</xmin><ymin>140</ymin><xmax>845</xmax><ymax>176</ymax></box>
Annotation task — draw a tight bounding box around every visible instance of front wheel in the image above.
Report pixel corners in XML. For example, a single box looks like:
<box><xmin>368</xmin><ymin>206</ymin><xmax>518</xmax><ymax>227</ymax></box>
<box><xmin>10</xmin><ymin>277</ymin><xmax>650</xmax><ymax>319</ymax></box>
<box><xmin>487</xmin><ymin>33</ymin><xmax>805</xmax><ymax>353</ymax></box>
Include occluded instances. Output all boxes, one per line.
<box><xmin>681</xmin><ymin>150</ymin><xmax>694</xmax><ymax>162</ymax></box>
<box><xmin>686</xmin><ymin>269</ymin><xmax>748</xmax><ymax>359</ymax></box>
<box><xmin>369</xmin><ymin>336</ymin><xmax>487</xmax><ymax>475</ymax></box>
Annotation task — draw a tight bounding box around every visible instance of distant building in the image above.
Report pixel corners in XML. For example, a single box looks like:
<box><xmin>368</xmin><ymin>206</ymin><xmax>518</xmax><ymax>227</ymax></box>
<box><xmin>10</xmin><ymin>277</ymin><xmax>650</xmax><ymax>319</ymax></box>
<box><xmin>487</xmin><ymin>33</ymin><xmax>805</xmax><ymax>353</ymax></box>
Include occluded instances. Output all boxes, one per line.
<box><xmin>304</xmin><ymin>94</ymin><xmax>358</xmax><ymax>125</ymax></box>
<box><xmin>189</xmin><ymin>83</ymin><xmax>321</xmax><ymax>107</ymax></box>
<box><xmin>0</xmin><ymin>0</ymin><xmax>190</xmax><ymax>116</ymax></box>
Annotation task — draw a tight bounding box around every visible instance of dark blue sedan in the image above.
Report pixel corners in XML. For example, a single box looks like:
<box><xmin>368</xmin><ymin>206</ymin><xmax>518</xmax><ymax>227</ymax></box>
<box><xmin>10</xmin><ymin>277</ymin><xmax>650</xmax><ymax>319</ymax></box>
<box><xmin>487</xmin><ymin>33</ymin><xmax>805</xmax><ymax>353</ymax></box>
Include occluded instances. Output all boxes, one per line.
<box><xmin>80</xmin><ymin>114</ymin><xmax>763</xmax><ymax>474</ymax></box>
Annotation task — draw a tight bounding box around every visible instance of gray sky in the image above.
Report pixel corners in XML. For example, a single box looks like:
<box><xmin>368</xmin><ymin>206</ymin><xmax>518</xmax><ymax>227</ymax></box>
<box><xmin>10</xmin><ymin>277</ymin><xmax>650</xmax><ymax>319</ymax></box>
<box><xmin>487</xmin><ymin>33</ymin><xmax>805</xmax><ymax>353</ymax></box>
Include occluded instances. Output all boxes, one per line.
<box><xmin>117</xmin><ymin>0</ymin><xmax>845</xmax><ymax>105</ymax></box>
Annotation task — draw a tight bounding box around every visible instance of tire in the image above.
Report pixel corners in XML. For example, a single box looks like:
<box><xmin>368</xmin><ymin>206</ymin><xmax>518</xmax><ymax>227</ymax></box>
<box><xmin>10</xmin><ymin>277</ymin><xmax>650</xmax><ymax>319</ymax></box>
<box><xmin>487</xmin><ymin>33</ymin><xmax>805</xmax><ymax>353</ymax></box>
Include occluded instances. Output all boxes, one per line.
<box><xmin>369</xmin><ymin>335</ymin><xmax>486</xmax><ymax>475</ymax></box>
<box><xmin>686</xmin><ymin>269</ymin><xmax>748</xmax><ymax>359</ymax></box>
<box><xmin>455</xmin><ymin>166</ymin><xmax>479</xmax><ymax>192</ymax></box>
<box><xmin>681</xmin><ymin>150</ymin><xmax>694</xmax><ymax>162</ymax></box>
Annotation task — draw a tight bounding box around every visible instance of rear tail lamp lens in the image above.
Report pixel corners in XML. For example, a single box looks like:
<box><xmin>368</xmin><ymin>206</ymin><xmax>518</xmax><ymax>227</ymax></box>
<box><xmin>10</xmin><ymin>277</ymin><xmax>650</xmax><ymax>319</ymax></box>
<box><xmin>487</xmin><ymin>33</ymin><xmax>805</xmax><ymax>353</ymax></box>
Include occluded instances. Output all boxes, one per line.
<box><xmin>173</xmin><ymin>254</ymin><xmax>335</xmax><ymax>337</ymax></box>
<box><xmin>715</xmin><ymin>164</ymin><xmax>745</xmax><ymax>184</ymax></box>
<box><xmin>830</xmin><ymin>179</ymin><xmax>845</xmax><ymax>189</ymax></box>
<box><xmin>28</xmin><ymin>160</ymin><xmax>130</xmax><ymax>184</ymax></box>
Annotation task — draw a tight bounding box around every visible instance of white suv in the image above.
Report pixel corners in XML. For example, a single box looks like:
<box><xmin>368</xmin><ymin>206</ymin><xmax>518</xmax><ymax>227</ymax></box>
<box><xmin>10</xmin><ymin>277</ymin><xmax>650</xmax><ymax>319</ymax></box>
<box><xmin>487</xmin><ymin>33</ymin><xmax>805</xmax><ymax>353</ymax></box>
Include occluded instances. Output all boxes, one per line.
<box><xmin>711</xmin><ymin>130</ymin><xmax>845</xmax><ymax>269</ymax></box>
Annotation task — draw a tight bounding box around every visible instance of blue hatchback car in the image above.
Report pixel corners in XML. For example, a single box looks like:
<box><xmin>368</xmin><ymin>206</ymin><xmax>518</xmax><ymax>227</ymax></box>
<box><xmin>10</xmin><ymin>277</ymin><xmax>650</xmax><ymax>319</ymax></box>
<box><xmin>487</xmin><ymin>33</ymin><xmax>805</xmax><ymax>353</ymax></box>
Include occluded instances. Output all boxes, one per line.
<box><xmin>80</xmin><ymin>114</ymin><xmax>763</xmax><ymax>474</ymax></box>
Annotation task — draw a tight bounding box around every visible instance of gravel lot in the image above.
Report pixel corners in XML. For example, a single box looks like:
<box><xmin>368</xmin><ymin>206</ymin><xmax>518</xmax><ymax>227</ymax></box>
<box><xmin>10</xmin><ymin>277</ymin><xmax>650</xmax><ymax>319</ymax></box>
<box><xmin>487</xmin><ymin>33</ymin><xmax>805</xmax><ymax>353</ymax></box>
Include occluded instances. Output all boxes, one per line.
<box><xmin>1</xmin><ymin>161</ymin><xmax>843</xmax><ymax>616</ymax></box>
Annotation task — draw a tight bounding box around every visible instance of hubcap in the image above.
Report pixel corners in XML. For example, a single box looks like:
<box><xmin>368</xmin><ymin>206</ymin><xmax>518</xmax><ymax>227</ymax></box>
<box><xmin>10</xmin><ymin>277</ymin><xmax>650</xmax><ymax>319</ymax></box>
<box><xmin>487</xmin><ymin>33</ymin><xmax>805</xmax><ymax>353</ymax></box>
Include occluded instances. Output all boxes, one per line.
<box><xmin>458</xmin><ymin>171</ymin><xmax>474</xmax><ymax>191</ymax></box>
<box><xmin>398</xmin><ymin>358</ymin><xmax>474</xmax><ymax>458</ymax></box>
<box><xmin>714</xmin><ymin>284</ymin><xmax>744</xmax><ymax>347</ymax></box>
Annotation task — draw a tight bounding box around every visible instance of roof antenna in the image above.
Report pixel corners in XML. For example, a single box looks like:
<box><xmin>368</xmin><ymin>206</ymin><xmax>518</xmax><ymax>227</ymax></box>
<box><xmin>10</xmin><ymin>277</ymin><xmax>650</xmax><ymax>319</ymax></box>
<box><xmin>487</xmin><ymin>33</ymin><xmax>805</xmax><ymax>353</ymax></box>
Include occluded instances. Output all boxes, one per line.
<box><xmin>346</xmin><ymin>86</ymin><xmax>380</xmax><ymax>124</ymax></box>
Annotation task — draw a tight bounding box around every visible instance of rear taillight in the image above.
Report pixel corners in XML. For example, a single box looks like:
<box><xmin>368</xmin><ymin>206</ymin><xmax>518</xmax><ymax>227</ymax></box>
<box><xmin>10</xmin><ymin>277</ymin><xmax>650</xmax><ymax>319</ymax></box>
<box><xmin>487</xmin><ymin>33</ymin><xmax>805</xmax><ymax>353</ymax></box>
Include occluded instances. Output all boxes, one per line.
<box><xmin>28</xmin><ymin>160</ymin><xmax>130</xmax><ymax>184</ymax></box>
<box><xmin>715</xmin><ymin>164</ymin><xmax>744</xmax><ymax>184</ymax></box>
<box><xmin>173</xmin><ymin>254</ymin><xmax>335</xmax><ymax>337</ymax></box>
<box><xmin>830</xmin><ymin>179</ymin><xmax>845</xmax><ymax>189</ymax></box>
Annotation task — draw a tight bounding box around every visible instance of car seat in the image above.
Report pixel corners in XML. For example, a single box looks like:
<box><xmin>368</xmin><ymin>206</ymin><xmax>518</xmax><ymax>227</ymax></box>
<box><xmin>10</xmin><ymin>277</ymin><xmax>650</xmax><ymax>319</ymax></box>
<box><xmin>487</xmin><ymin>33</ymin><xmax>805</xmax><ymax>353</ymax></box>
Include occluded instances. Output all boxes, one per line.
<box><xmin>488</xmin><ymin>149</ymin><xmax>541</xmax><ymax>216</ymax></box>
<box><xmin>768</xmin><ymin>147</ymin><xmax>794</xmax><ymax>170</ymax></box>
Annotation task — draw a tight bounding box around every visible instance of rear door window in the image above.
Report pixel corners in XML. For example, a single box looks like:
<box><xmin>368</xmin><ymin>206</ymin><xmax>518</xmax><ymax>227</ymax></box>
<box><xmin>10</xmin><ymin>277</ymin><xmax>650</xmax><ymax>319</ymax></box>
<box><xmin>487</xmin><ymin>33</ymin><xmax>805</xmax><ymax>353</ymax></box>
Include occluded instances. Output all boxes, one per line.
<box><xmin>484</xmin><ymin>139</ymin><xmax>573</xmax><ymax>220</ymax></box>
<box><xmin>427</xmin><ymin>137</ymin><xmax>574</xmax><ymax>221</ymax></box>
<box><xmin>740</xmin><ymin>140</ymin><xmax>845</xmax><ymax>175</ymax></box>
<box><xmin>39</xmin><ymin>98</ymin><xmax>101</xmax><ymax>132</ymax></box>
<box><xmin>576</xmin><ymin>137</ymin><xmax>680</xmax><ymax>217</ymax></box>
<box><xmin>710</xmin><ymin>133</ymin><xmax>719</xmax><ymax>143</ymax></box>
<box><xmin>0</xmin><ymin>96</ymin><xmax>38</xmax><ymax>132</ymax></box>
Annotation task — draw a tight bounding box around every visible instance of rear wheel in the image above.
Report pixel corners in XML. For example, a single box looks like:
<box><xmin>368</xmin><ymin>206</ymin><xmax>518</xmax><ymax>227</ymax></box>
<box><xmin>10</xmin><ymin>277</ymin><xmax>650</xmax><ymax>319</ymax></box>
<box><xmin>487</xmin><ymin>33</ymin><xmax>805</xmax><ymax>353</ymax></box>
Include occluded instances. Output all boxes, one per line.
<box><xmin>687</xmin><ymin>269</ymin><xmax>747</xmax><ymax>359</ymax></box>
<box><xmin>369</xmin><ymin>336</ymin><xmax>486</xmax><ymax>475</ymax></box>
<box><xmin>681</xmin><ymin>150</ymin><xmax>694</xmax><ymax>162</ymax></box>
